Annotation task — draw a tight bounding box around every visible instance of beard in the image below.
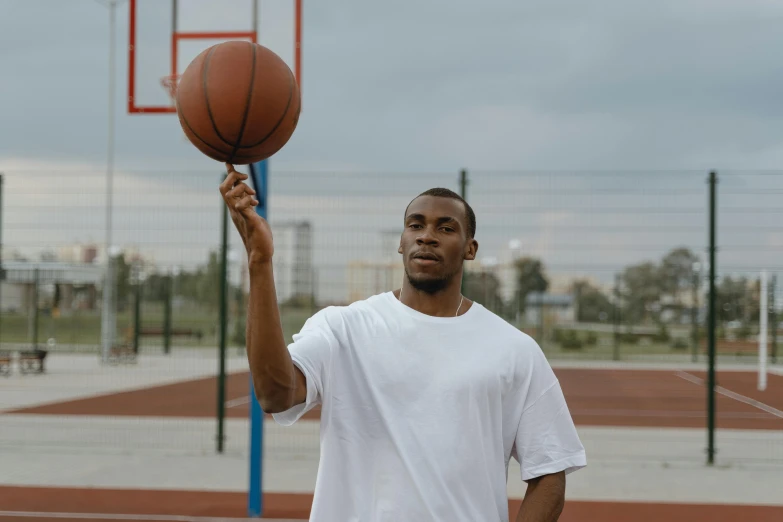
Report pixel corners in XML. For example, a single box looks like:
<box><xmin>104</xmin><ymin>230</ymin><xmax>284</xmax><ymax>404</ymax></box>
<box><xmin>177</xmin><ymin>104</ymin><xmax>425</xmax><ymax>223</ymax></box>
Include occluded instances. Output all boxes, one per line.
<box><xmin>404</xmin><ymin>266</ymin><xmax>458</xmax><ymax>294</ymax></box>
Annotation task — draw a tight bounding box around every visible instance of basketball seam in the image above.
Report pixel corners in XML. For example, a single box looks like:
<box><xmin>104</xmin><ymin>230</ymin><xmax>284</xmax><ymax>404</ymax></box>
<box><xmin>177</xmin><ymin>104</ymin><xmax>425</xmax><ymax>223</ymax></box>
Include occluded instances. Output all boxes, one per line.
<box><xmin>229</xmin><ymin>42</ymin><xmax>258</xmax><ymax>162</ymax></box>
<box><xmin>175</xmin><ymin>77</ymin><xmax>233</xmax><ymax>157</ymax></box>
<box><xmin>202</xmin><ymin>45</ymin><xmax>236</xmax><ymax>149</ymax></box>
<box><xmin>239</xmin><ymin>61</ymin><xmax>296</xmax><ymax>149</ymax></box>
<box><xmin>178</xmin><ymin>110</ymin><xmax>234</xmax><ymax>158</ymax></box>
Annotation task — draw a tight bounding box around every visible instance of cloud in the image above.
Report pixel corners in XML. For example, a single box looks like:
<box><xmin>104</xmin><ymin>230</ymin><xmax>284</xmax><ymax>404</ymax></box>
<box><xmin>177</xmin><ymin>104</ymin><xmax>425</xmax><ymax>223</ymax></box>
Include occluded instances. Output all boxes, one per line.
<box><xmin>2</xmin><ymin>0</ymin><xmax>783</xmax><ymax>301</ymax></box>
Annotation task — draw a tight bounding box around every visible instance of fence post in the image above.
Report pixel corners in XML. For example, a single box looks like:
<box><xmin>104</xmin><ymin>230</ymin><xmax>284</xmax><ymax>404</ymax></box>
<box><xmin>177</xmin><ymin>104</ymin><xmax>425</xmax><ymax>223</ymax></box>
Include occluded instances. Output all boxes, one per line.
<box><xmin>216</xmin><ymin>173</ymin><xmax>229</xmax><ymax>454</ymax></box>
<box><xmin>31</xmin><ymin>267</ymin><xmax>40</xmax><ymax>349</ymax></box>
<box><xmin>0</xmin><ymin>173</ymin><xmax>4</xmax><ymax>348</ymax></box>
<box><xmin>771</xmin><ymin>275</ymin><xmax>778</xmax><ymax>364</ymax></box>
<box><xmin>163</xmin><ymin>273</ymin><xmax>172</xmax><ymax>355</ymax></box>
<box><xmin>706</xmin><ymin>170</ymin><xmax>718</xmax><ymax>466</ymax></box>
<box><xmin>459</xmin><ymin>169</ymin><xmax>468</xmax><ymax>293</ymax></box>
<box><xmin>613</xmin><ymin>273</ymin><xmax>621</xmax><ymax>361</ymax></box>
<box><xmin>133</xmin><ymin>280</ymin><xmax>141</xmax><ymax>355</ymax></box>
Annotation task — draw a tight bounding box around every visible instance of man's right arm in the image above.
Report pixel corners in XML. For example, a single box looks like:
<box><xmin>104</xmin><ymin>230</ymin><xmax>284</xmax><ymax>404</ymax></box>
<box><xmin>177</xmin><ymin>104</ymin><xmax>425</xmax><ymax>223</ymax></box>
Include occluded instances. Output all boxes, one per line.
<box><xmin>246</xmin><ymin>259</ymin><xmax>307</xmax><ymax>413</ymax></box>
<box><xmin>219</xmin><ymin>163</ymin><xmax>307</xmax><ymax>414</ymax></box>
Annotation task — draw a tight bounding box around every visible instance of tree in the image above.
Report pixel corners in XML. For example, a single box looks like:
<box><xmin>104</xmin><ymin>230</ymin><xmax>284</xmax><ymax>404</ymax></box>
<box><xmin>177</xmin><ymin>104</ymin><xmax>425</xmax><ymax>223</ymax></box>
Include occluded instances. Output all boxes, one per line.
<box><xmin>716</xmin><ymin>275</ymin><xmax>751</xmax><ymax>324</ymax></box>
<box><xmin>513</xmin><ymin>257</ymin><xmax>549</xmax><ymax>314</ymax></box>
<box><xmin>114</xmin><ymin>253</ymin><xmax>132</xmax><ymax>311</ymax></box>
<box><xmin>572</xmin><ymin>279</ymin><xmax>614</xmax><ymax>323</ymax></box>
<box><xmin>659</xmin><ymin>247</ymin><xmax>699</xmax><ymax>316</ymax></box>
<box><xmin>621</xmin><ymin>261</ymin><xmax>662</xmax><ymax>324</ymax></box>
<box><xmin>463</xmin><ymin>270</ymin><xmax>505</xmax><ymax>316</ymax></box>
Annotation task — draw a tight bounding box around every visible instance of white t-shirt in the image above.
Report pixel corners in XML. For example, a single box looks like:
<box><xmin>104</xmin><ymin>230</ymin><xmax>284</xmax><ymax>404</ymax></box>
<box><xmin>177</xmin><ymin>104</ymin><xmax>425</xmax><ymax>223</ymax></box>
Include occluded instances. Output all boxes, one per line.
<box><xmin>272</xmin><ymin>291</ymin><xmax>586</xmax><ymax>522</ymax></box>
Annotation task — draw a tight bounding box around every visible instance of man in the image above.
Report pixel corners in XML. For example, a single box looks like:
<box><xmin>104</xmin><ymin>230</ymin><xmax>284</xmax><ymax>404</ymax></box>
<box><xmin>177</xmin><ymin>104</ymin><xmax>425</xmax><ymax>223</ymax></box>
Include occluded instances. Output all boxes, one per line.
<box><xmin>220</xmin><ymin>163</ymin><xmax>586</xmax><ymax>522</ymax></box>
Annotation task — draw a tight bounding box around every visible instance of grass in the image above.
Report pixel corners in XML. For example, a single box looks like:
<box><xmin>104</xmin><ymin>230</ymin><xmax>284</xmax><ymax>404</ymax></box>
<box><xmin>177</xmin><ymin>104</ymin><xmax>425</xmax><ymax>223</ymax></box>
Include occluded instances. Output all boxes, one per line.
<box><xmin>0</xmin><ymin>303</ymin><xmax>314</xmax><ymax>350</ymax></box>
<box><xmin>2</xmin><ymin>307</ymin><xmax>773</xmax><ymax>362</ymax></box>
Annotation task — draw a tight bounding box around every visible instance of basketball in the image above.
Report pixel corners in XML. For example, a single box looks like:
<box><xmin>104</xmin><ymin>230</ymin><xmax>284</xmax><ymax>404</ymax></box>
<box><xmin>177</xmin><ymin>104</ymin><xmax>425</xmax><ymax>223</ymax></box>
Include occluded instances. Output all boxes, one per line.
<box><xmin>175</xmin><ymin>41</ymin><xmax>301</xmax><ymax>164</ymax></box>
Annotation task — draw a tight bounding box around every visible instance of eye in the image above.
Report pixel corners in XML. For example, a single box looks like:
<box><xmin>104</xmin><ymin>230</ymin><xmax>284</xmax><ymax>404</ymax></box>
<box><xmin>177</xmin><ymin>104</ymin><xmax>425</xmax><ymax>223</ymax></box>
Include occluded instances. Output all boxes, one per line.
<box><xmin>409</xmin><ymin>223</ymin><xmax>422</xmax><ymax>229</ymax></box>
<box><xmin>441</xmin><ymin>226</ymin><xmax>454</xmax><ymax>232</ymax></box>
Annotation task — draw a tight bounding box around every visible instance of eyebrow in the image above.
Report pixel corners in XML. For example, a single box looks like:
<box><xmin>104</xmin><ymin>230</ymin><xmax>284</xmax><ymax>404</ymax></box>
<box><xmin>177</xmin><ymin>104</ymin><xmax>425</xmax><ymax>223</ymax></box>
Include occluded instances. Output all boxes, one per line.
<box><xmin>405</xmin><ymin>213</ymin><xmax>460</xmax><ymax>227</ymax></box>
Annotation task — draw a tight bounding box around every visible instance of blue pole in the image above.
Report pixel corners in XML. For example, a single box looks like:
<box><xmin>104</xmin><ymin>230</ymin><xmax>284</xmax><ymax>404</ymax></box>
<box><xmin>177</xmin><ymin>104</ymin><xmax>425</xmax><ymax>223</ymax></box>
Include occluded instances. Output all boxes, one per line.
<box><xmin>247</xmin><ymin>159</ymin><xmax>268</xmax><ymax>517</ymax></box>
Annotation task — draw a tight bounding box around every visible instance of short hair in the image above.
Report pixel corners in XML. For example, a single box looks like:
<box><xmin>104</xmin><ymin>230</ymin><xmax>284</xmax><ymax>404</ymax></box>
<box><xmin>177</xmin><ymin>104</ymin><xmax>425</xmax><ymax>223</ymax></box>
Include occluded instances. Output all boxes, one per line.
<box><xmin>407</xmin><ymin>187</ymin><xmax>477</xmax><ymax>238</ymax></box>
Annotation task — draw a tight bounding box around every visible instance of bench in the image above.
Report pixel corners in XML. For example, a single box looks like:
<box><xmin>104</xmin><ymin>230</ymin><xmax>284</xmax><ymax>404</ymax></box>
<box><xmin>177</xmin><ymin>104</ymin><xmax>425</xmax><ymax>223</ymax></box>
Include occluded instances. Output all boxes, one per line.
<box><xmin>19</xmin><ymin>349</ymin><xmax>47</xmax><ymax>375</ymax></box>
<box><xmin>108</xmin><ymin>344</ymin><xmax>137</xmax><ymax>365</ymax></box>
<box><xmin>139</xmin><ymin>327</ymin><xmax>203</xmax><ymax>340</ymax></box>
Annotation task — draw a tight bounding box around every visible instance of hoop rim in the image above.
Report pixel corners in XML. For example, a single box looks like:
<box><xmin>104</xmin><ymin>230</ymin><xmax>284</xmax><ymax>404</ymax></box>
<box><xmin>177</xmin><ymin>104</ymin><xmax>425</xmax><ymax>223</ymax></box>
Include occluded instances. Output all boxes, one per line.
<box><xmin>160</xmin><ymin>74</ymin><xmax>182</xmax><ymax>102</ymax></box>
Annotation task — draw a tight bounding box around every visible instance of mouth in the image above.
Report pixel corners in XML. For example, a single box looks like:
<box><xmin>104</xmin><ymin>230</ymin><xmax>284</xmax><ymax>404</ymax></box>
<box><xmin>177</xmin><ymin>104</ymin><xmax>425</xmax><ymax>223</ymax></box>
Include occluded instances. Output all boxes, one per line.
<box><xmin>412</xmin><ymin>252</ymin><xmax>441</xmax><ymax>265</ymax></box>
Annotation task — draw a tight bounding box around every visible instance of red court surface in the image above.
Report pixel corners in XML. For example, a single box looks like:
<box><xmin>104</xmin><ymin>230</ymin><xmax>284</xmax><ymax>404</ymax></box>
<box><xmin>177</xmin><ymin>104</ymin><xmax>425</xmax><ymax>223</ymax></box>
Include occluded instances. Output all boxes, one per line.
<box><xmin>8</xmin><ymin>368</ymin><xmax>783</xmax><ymax>430</ymax></box>
<box><xmin>1</xmin><ymin>486</ymin><xmax>782</xmax><ymax>522</ymax></box>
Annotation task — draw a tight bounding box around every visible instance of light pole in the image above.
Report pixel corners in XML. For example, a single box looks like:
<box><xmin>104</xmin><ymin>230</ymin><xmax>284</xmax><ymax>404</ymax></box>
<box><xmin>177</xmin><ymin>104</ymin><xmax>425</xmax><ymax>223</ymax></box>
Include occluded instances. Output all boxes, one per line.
<box><xmin>94</xmin><ymin>0</ymin><xmax>126</xmax><ymax>362</ymax></box>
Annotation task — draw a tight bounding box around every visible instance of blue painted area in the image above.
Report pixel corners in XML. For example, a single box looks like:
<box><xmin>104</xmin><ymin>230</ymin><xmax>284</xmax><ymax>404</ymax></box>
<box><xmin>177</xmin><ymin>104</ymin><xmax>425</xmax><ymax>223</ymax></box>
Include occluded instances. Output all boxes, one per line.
<box><xmin>247</xmin><ymin>159</ymin><xmax>268</xmax><ymax>517</ymax></box>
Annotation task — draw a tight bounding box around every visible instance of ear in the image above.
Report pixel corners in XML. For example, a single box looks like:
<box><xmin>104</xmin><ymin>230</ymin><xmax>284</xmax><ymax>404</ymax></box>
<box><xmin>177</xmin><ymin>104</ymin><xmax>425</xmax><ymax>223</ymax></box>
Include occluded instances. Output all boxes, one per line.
<box><xmin>463</xmin><ymin>238</ymin><xmax>479</xmax><ymax>261</ymax></box>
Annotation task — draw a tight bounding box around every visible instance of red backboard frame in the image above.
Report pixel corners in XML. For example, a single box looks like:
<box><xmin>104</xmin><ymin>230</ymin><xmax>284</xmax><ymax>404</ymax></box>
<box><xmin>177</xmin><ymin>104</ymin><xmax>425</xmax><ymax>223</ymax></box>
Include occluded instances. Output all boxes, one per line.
<box><xmin>127</xmin><ymin>0</ymin><xmax>302</xmax><ymax>114</ymax></box>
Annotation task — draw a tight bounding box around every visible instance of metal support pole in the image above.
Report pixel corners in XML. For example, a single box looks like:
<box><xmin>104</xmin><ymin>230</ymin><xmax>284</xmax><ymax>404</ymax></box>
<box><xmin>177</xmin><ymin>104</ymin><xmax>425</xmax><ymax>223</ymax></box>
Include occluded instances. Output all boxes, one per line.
<box><xmin>459</xmin><ymin>169</ymin><xmax>468</xmax><ymax>291</ymax></box>
<box><xmin>247</xmin><ymin>160</ymin><xmax>268</xmax><ymax>517</ymax></box>
<box><xmin>163</xmin><ymin>274</ymin><xmax>172</xmax><ymax>355</ymax></box>
<box><xmin>100</xmin><ymin>0</ymin><xmax>120</xmax><ymax>363</ymax></box>
<box><xmin>613</xmin><ymin>273</ymin><xmax>621</xmax><ymax>361</ymax></box>
<box><xmin>217</xmin><ymin>175</ymin><xmax>229</xmax><ymax>454</ymax></box>
<box><xmin>691</xmin><ymin>268</ymin><xmax>700</xmax><ymax>363</ymax></box>
<box><xmin>0</xmin><ymin>173</ymin><xmax>4</xmax><ymax>347</ymax></box>
<box><xmin>771</xmin><ymin>275</ymin><xmax>778</xmax><ymax>364</ymax></box>
<box><xmin>133</xmin><ymin>281</ymin><xmax>141</xmax><ymax>355</ymax></box>
<box><xmin>707</xmin><ymin>171</ymin><xmax>718</xmax><ymax>466</ymax></box>
<box><xmin>32</xmin><ymin>267</ymin><xmax>40</xmax><ymax>349</ymax></box>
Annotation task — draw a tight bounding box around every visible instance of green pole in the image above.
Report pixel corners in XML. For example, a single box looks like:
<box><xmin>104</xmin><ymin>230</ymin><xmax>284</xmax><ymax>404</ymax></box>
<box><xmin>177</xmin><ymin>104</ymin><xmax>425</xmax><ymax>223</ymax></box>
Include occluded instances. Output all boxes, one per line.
<box><xmin>613</xmin><ymin>273</ymin><xmax>620</xmax><ymax>361</ymax></box>
<box><xmin>217</xmin><ymin>175</ymin><xmax>229</xmax><ymax>454</ymax></box>
<box><xmin>32</xmin><ymin>267</ymin><xmax>40</xmax><ymax>349</ymax></box>
<box><xmin>707</xmin><ymin>170</ymin><xmax>718</xmax><ymax>466</ymax></box>
<box><xmin>133</xmin><ymin>281</ymin><xmax>141</xmax><ymax>355</ymax></box>
<box><xmin>459</xmin><ymin>169</ymin><xmax>468</xmax><ymax>291</ymax></box>
<box><xmin>770</xmin><ymin>275</ymin><xmax>777</xmax><ymax>364</ymax></box>
<box><xmin>691</xmin><ymin>268</ymin><xmax>700</xmax><ymax>363</ymax></box>
<box><xmin>163</xmin><ymin>274</ymin><xmax>172</xmax><ymax>355</ymax></box>
<box><xmin>0</xmin><ymin>173</ymin><xmax>4</xmax><ymax>348</ymax></box>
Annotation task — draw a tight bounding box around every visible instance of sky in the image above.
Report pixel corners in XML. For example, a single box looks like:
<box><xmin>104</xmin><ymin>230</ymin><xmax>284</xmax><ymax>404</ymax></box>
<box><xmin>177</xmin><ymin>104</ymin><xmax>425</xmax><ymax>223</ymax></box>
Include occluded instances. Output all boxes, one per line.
<box><xmin>1</xmin><ymin>0</ymin><xmax>783</xmax><ymax>302</ymax></box>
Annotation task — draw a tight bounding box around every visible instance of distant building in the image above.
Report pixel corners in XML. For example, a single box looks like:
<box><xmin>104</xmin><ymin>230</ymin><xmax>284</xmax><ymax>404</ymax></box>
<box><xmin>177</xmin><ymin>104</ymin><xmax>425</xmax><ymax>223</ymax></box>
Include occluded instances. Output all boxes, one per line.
<box><xmin>347</xmin><ymin>260</ymin><xmax>404</xmax><ymax>302</ymax></box>
<box><xmin>0</xmin><ymin>261</ymin><xmax>103</xmax><ymax>313</ymax></box>
<box><xmin>271</xmin><ymin>221</ymin><xmax>313</xmax><ymax>303</ymax></box>
<box><xmin>57</xmin><ymin>244</ymin><xmax>99</xmax><ymax>264</ymax></box>
<box><xmin>524</xmin><ymin>292</ymin><xmax>575</xmax><ymax>325</ymax></box>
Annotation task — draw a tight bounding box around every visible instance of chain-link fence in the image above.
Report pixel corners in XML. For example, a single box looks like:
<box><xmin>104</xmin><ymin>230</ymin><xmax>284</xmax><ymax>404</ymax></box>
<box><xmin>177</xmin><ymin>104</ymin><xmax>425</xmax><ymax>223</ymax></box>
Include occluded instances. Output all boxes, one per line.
<box><xmin>1</xmin><ymin>168</ymin><xmax>781</xmax><ymax>468</ymax></box>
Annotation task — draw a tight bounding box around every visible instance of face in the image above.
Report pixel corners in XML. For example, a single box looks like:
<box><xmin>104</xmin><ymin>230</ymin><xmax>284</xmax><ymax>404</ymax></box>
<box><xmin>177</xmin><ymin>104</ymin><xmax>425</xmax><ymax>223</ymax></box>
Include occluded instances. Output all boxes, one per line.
<box><xmin>398</xmin><ymin>196</ymin><xmax>478</xmax><ymax>294</ymax></box>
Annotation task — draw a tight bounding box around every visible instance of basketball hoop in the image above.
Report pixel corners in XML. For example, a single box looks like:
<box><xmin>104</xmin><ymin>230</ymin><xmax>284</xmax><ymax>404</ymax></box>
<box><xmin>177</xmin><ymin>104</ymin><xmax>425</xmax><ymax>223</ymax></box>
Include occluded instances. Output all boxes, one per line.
<box><xmin>160</xmin><ymin>74</ymin><xmax>181</xmax><ymax>105</ymax></box>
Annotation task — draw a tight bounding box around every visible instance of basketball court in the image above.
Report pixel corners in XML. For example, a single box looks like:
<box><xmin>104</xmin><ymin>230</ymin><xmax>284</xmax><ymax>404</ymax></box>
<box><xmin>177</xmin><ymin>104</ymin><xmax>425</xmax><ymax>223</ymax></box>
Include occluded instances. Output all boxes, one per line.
<box><xmin>2</xmin><ymin>1</ymin><xmax>783</xmax><ymax>521</ymax></box>
<box><xmin>8</xmin><ymin>365</ymin><xmax>783</xmax><ymax>431</ymax></box>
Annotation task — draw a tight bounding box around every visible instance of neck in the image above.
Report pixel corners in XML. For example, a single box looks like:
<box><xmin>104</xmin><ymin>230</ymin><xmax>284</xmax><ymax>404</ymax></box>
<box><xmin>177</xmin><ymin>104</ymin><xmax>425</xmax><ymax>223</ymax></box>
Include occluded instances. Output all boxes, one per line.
<box><xmin>396</xmin><ymin>280</ymin><xmax>468</xmax><ymax>317</ymax></box>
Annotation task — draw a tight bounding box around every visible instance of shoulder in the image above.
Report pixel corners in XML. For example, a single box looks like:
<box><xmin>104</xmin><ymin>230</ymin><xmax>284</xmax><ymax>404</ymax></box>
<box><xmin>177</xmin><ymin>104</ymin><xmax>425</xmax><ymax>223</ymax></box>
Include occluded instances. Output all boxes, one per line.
<box><xmin>301</xmin><ymin>292</ymin><xmax>390</xmax><ymax>334</ymax></box>
<box><xmin>470</xmin><ymin>305</ymin><xmax>555</xmax><ymax>384</ymax></box>
<box><xmin>471</xmin><ymin>304</ymin><xmax>542</xmax><ymax>356</ymax></box>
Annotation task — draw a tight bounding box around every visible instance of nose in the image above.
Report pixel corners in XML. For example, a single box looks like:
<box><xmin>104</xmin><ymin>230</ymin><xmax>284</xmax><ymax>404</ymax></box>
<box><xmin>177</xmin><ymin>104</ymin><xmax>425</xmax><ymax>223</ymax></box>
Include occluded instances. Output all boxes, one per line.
<box><xmin>416</xmin><ymin>226</ymin><xmax>439</xmax><ymax>246</ymax></box>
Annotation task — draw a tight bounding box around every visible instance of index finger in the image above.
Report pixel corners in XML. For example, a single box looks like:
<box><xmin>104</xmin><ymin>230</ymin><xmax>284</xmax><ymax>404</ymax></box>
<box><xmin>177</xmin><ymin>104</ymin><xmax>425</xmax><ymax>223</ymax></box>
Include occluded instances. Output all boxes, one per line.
<box><xmin>219</xmin><ymin>163</ymin><xmax>248</xmax><ymax>195</ymax></box>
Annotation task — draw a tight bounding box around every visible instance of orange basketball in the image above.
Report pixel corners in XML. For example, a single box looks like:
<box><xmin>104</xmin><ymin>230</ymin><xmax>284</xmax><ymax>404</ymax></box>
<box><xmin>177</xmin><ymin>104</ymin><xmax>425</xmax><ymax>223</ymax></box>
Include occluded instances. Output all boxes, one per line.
<box><xmin>175</xmin><ymin>41</ymin><xmax>301</xmax><ymax>164</ymax></box>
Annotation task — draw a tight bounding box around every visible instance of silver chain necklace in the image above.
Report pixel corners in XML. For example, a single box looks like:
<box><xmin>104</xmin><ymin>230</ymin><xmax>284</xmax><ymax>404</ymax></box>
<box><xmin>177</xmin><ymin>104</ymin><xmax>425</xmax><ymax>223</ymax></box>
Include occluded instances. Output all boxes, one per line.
<box><xmin>399</xmin><ymin>287</ymin><xmax>464</xmax><ymax>317</ymax></box>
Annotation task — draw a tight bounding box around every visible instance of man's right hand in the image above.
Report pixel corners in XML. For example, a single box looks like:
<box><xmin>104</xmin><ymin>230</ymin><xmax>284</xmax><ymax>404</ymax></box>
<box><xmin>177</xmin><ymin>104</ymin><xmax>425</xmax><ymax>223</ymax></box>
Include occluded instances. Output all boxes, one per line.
<box><xmin>220</xmin><ymin>163</ymin><xmax>274</xmax><ymax>264</ymax></box>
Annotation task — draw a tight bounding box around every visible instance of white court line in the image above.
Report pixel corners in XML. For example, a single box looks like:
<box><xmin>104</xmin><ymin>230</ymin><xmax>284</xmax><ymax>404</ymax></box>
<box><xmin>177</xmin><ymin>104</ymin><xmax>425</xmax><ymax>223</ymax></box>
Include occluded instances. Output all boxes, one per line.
<box><xmin>223</xmin><ymin>396</ymin><xmax>250</xmax><ymax>408</ymax></box>
<box><xmin>674</xmin><ymin>371</ymin><xmax>783</xmax><ymax>419</ymax></box>
<box><xmin>0</xmin><ymin>511</ymin><xmax>267</xmax><ymax>522</ymax></box>
<box><xmin>573</xmin><ymin>408</ymin><xmax>771</xmax><ymax>418</ymax></box>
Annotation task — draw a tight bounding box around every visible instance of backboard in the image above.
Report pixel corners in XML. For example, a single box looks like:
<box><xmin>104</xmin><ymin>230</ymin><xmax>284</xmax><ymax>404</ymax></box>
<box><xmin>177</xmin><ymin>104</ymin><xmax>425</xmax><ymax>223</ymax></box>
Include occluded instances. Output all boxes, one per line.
<box><xmin>128</xmin><ymin>0</ymin><xmax>301</xmax><ymax>114</ymax></box>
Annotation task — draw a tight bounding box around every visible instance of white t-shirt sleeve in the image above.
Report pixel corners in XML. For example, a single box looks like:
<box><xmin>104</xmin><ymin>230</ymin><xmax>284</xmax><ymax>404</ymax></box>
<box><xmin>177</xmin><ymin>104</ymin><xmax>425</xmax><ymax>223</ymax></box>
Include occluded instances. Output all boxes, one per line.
<box><xmin>512</xmin><ymin>349</ymin><xmax>586</xmax><ymax>481</ymax></box>
<box><xmin>271</xmin><ymin>308</ymin><xmax>337</xmax><ymax>426</ymax></box>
